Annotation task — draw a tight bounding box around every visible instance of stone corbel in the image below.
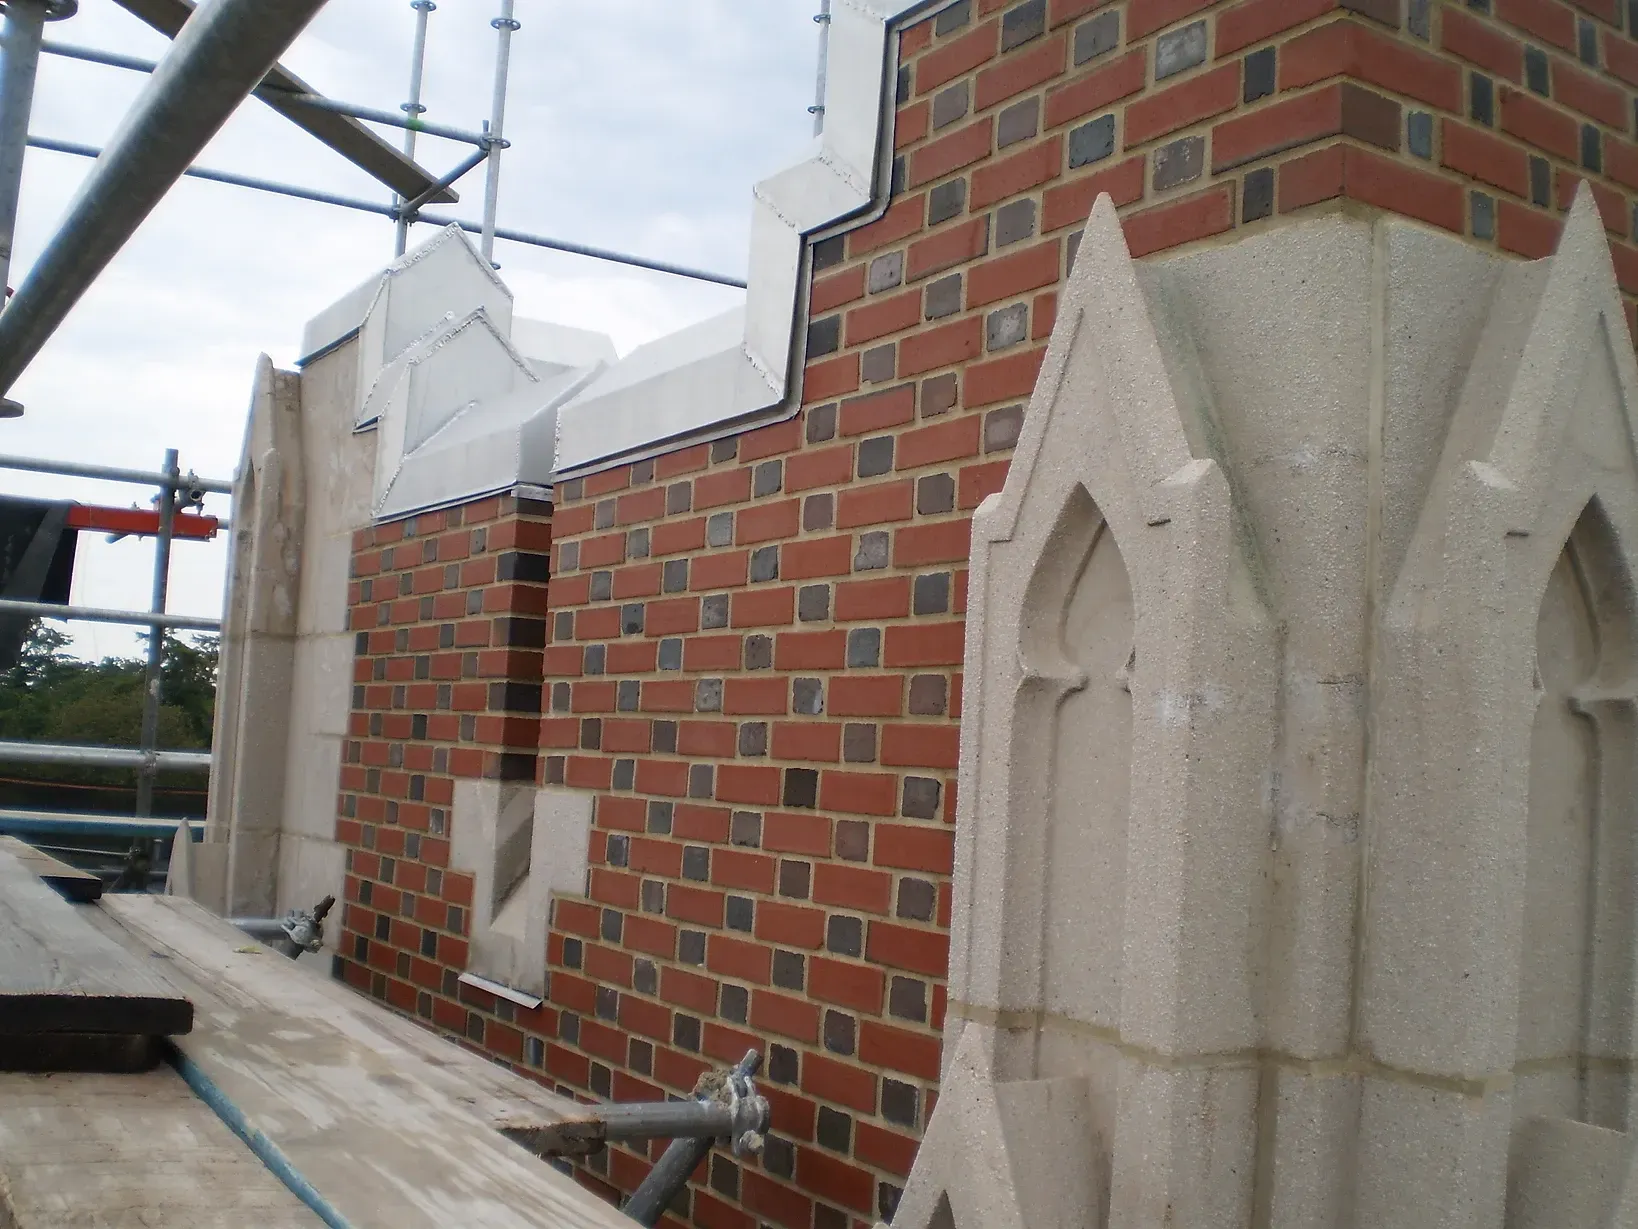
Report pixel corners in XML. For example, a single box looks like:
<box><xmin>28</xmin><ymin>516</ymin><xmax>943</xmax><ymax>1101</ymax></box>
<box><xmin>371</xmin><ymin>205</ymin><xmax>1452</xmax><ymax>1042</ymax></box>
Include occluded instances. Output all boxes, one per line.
<box><xmin>450</xmin><ymin>781</ymin><xmax>592</xmax><ymax>999</ymax></box>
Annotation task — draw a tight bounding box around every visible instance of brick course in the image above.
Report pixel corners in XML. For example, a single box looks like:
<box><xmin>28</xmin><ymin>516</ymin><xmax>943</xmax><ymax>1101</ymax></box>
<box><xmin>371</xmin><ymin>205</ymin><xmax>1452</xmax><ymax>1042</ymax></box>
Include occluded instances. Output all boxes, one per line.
<box><xmin>331</xmin><ymin>0</ymin><xmax>1638</xmax><ymax>1224</ymax></box>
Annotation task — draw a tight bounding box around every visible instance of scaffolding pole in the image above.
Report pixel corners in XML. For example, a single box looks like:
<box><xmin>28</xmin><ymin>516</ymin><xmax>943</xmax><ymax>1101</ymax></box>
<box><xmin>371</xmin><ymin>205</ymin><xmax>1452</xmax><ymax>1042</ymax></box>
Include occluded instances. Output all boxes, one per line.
<box><xmin>480</xmin><ymin>0</ymin><xmax>517</xmax><ymax>266</ymax></box>
<box><xmin>394</xmin><ymin>0</ymin><xmax>434</xmax><ymax>256</ymax></box>
<box><xmin>0</xmin><ymin>0</ymin><xmax>333</xmax><ymax>412</ymax></box>
<box><xmin>134</xmin><ymin>449</ymin><xmax>179</xmax><ymax>818</ymax></box>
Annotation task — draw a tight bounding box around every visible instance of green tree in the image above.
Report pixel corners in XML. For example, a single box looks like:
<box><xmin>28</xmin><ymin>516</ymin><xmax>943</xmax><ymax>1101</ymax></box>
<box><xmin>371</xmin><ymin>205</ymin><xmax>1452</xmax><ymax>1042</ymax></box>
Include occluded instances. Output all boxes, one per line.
<box><xmin>0</xmin><ymin>619</ymin><xmax>216</xmax><ymax>816</ymax></box>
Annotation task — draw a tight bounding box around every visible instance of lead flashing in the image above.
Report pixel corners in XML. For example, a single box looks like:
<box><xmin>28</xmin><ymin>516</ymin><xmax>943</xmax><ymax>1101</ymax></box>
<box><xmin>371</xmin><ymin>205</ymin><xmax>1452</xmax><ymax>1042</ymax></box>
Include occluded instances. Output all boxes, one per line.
<box><xmin>547</xmin><ymin>0</ymin><xmax>943</xmax><ymax>479</ymax></box>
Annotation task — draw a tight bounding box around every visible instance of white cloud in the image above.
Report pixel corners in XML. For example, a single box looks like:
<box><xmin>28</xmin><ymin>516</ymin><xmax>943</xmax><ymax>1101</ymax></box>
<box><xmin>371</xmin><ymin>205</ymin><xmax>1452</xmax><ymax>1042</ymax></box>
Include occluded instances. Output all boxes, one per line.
<box><xmin>2</xmin><ymin>0</ymin><xmax>825</xmax><ymax>658</ymax></box>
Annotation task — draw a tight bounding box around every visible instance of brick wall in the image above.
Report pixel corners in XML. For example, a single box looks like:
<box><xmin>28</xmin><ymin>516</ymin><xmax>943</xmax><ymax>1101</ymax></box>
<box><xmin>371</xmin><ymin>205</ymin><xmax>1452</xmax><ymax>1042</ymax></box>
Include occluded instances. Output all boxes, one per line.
<box><xmin>330</xmin><ymin>0</ymin><xmax>1638</xmax><ymax>1226</ymax></box>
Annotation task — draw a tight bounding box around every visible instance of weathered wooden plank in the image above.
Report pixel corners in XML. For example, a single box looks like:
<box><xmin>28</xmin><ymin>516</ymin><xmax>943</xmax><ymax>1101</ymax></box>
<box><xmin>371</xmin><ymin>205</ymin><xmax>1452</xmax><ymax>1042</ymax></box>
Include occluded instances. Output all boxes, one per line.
<box><xmin>0</xmin><ymin>850</ymin><xmax>192</xmax><ymax>1044</ymax></box>
<box><xmin>0</xmin><ymin>1070</ymin><xmax>324</xmax><ymax>1227</ymax></box>
<box><xmin>0</xmin><ymin>836</ymin><xmax>102</xmax><ymax>903</ymax></box>
<box><xmin>95</xmin><ymin>894</ymin><xmax>632</xmax><ymax>1229</ymax></box>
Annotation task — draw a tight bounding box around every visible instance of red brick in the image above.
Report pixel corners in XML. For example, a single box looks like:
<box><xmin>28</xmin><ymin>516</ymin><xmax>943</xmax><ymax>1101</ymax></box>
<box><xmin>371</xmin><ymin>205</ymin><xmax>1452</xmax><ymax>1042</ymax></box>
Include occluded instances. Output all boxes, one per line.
<box><xmin>1554</xmin><ymin>59</ymin><xmax>1629</xmax><ymax>131</ymax></box>
<box><xmin>1497</xmin><ymin>198</ymin><xmax>1564</xmax><ymax>255</ymax></box>
<box><xmin>899</xmin><ymin>315</ymin><xmax>985</xmax><ymax>377</ymax></box>
<box><xmin>1123</xmin><ymin>183</ymin><xmax>1236</xmax><ymax>257</ymax></box>
<box><xmin>1346</xmin><ymin>146</ymin><xmax>1465</xmax><ymax>233</ymax></box>
<box><xmin>691</xmin><ymin>549</ymin><xmax>749</xmax><ymax>590</ymax></box>
<box><xmin>772</xmin><ymin>720</ymin><xmax>842</xmax><ymax>762</ymax></box>
<box><xmin>783</xmin><ymin>535</ymin><xmax>855</xmax><ymax>580</ymax></box>
<box><xmin>611</xmin><ymin>563</ymin><xmax>662</xmax><ymax>599</ymax></box>
<box><xmin>840</xmin><ymin>385</ymin><xmax>917</xmax><ymax>436</ymax></box>
<box><xmin>1560</xmin><ymin>172</ymin><xmax>1632</xmax><ymax>238</ymax></box>
<box><xmin>804</xmin><ymin>352</ymin><xmax>861</xmax><ymax>403</ymax></box>
<box><xmin>868</xmin><ymin>919</ymin><xmax>950</xmax><ymax>976</ymax></box>
<box><xmin>1608</xmin><ymin>241</ymin><xmax>1638</xmax><ymax>296</ymax></box>
<box><xmin>616</xmin><ymin>486</ymin><xmax>665</xmax><ymax>526</ymax></box>
<box><xmin>907</xmin><ymin>216</ymin><xmax>992</xmax><ymax>283</ymax></box>
<box><xmin>741</xmin><ymin>418</ymin><xmax>802</xmax><ymax>463</ymax></box>
<box><xmin>885</xmin><ymin>621</ymin><xmax>968</xmax><ymax>667</ymax></box>
<box><xmin>712</xmin><ymin>848</ymin><xmax>778</xmax><ymax>894</ymax></box>
<box><xmin>741</xmin><ymin>1172</ymin><xmax>813</xmax><ymax>1229</ymax></box>
<box><xmin>828</xmin><ymin>675</ymin><xmax>905</xmax><ymax>717</ymax></box>
<box><xmin>837</xmin><ymin>479</ymin><xmax>916</xmax><ymax>528</ymax></box>
<box><xmin>820</xmin><ymin>770</ymin><xmax>900</xmax><ymax>817</ymax></box>
<box><xmin>1280</xmin><ymin>20</ymin><xmax>1462</xmax><ymax>112</ymax></box>
<box><xmin>1050</xmin><ymin>0</ymin><xmax>1108</xmax><ymax>24</ymax></box>
<box><xmin>684</xmin><ymin>634</ymin><xmax>743</xmax><ymax>672</ymax></box>
<box><xmin>694</xmin><ymin>467</ymin><xmax>753</xmax><ymax>511</ymax></box>
<box><xmin>644</xmin><ymin>597</ymin><xmax>699</xmax><ymax>635</ymax></box>
<box><xmin>881</xmin><ymin>723</ymin><xmax>962</xmax><ymax>770</ymax></box>
<box><xmin>896</xmin><ymin>99</ymin><xmax>931</xmax><ymax>151</ymax></box>
<box><xmin>845</xmin><ymin>288</ymin><xmax>923</xmax><ymax>345</ymax></box>
<box><xmin>909</xmin><ymin>117</ymin><xmax>995</xmax><ymax>188</ymax></box>
<box><xmin>724</xmin><ymin>676</ymin><xmax>789</xmax><ymax>715</ymax></box>
<box><xmin>855</xmin><ymin>1121</ymin><xmax>920</xmax><ymax>1178</ymax></box>
<box><xmin>762</xmin><ymin>810</ymin><xmax>833</xmax><ymax>856</ymax></box>
<box><xmin>972</xmin><ymin>137</ymin><xmax>1063</xmax><ymax>217</ymax></box>
<box><xmin>1496</xmin><ymin>0</ymin><xmax>1576</xmax><ymax>52</ymax></box>
<box><xmin>1043</xmin><ymin>49</ymin><xmax>1146</xmax><ymax>129</ymax></box>
<box><xmin>634</xmin><ymin>758</ymin><xmax>687</xmax><ymax>795</ymax></box>
<box><xmin>975</xmin><ymin>33</ymin><xmax>1068</xmax><ymax>111</ymax></box>
<box><xmin>667</xmin><ymin>883</ymin><xmax>726</xmax><ymax>927</ymax></box>
<box><xmin>893</xmin><ymin>418</ymin><xmax>983</xmax><ymax>474</ymax></box>
<box><xmin>1128</xmin><ymin>0</ymin><xmax>1215</xmax><ymax>37</ymax></box>
<box><xmin>716</xmin><ymin>763</ymin><xmax>783</xmax><ymax>806</ymax></box>
<box><xmin>1441</xmin><ymin>119</ymin><xmax>1530</xmax><ymax>198</ymax></box>
<box><xmin>917</xmin><ymin>20</ymin><xmax>1000</xmax><ymax>94</ymax></box>
<box><xmin>965</xmin><ymin>348</ymin><xmax>1047</xmax><ymax>408</ymax></box>
<box><xmin>1441</xmin><ymin>6</ymin><xmax>1525</xmax><ymax>82</ymax></box>
<box><xmin>848</xmin><ymin>193</ymin><xmax>926</xmax><ymax>259</ymax></box>
<box><xmin>1278</xmin><ymin>142</ymin><xmax>1347</xmax><ymax>211</ymax></box>
<box><xmin>812</xmin><ymin>264</ymin><xmax>866</xmax><ymax>315</ymax></box>
<box><xmin>801</xmin><ymin>1053</ymin><xmax>878</xmax><ymax>1114</ymax></box>
<box><xmin>707</xmin><ymin>934</ymin><xmax>772</xmax><ymax>984</ymax></box>
<box><xmin>967</xmin><ymin>239</ymin><xmax>1062</xmax><ymax>308</ymax></box>
<box><xmin>1217</xmin><ymin>0</ymin><xmax>1333</xmax><ymax>53</ymax></box>
<box><xmin>655</xmin><ymin>443</ymin><xmax>710</xmax><ymax>479</ymax></box>
<box><xmin>618</xmin><ymin>994</ymin><xmax>672</xmax><ymax>1042</ymax></box>
<box><xmin>1042</xmin><ymin>155</ymin><xmax>1146</xmax><ymax>231</ymax></box>
<box><xmin>1609</xmin><ymin>33</ymin><xmax>1638</xmax><ymax>89</ymax></box>
<box><xmin>786</xmin><ymin>443</ymin><xmax>855</xmax><ymax>492</ymax></box>
<box><xmin>1218</xmin><ymin>83</ymin><xmax>1343</xmax><ymax>172</ymax></box>
<box><xmin>874</xmin><ymin>822</ymin><xmax>956</xmax><ymax>872</ymax></box>
<box><xmin>736</xmin><ymin>499</ymin><xmax>801</xmax><ymax>545</ymax></box>
<box><xmin>808</xmin><ymin>955</ymin><xmax>886</xmax><ymax>1014</ymax></box>
<box><xmin>629</xmin><ymin>836</ymin><xmax>686</xmax><ymax>877</ymax></box>
<box><xmin>960</xmin><ymin>457</ymin><xmax>1013</xmax><ymax>508</ymax></box>
<box><xmin>901</xmin><ymin>15</ymin><xmax>934</xmax><ymax>53</ymax></box>
<box><xmin>676</xmin><ymin>718</ymin><xmax>738</xmax><ymax>758</ymax></box>
<box><xmin>756</xmin><ymin>899</ymin><xmax>828</xmax><ymax>948</ymax></box>
<box><xmin>893</xmin><ymin>520</ymin><xmax>973</xmax><ymax>567</ymax></box>
<box><xmin>753</xmin><ymin>989</ymin><xmax>820</xmax><ymax>1044</ymax></box>
<box><xmin>651</xmin><ymin>517</ymin><xmax>707</xmax><ymax>556</ymax></box>
<box><xmin>834</xmin><ymin>576</ymin><xmax>912</xmax><ymax>620</ymax></box>
<box><xmin>582</xmin><ymin>468</ymin><xmax>630</xmax><ymax>497</ymax></box>
<box><xmin>730</xmin><ymin>586</ymin><xmax>795</xmax><ymax>628</ymax></box>
<box><xmin>774</xmin><ymin>629</ymin><xmax>847</xmax><ymax>670</ymax></box>
<box><xmin>1124</xmin><ymin>63</ymin><xmax>1241</xmax><ymax>148</ymax></box>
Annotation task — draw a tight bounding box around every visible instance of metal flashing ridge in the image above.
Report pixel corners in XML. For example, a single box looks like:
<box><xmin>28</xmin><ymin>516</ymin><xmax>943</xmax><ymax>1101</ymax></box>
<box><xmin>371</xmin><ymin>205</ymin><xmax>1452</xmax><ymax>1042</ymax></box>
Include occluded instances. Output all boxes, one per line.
<box><xmin>546</xmin><ymin>0</ymin><xmax>942</xmax><ymax>480</ymax></box>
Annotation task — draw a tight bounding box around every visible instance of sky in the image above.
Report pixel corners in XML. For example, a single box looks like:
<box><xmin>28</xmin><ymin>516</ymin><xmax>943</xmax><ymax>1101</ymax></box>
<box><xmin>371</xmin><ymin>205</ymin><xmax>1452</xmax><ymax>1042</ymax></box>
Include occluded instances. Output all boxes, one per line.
<box><xmin>3</xmin><ymin>0</ymin><xmax>826</xmax><ymax>659</ymax></box>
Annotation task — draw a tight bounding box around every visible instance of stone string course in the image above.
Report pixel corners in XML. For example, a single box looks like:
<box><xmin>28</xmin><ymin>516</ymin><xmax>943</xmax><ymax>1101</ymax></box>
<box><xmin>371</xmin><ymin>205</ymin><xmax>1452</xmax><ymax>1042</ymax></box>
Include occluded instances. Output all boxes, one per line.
<box><xmin>330</xmin><ymin>0</ymin><xmax>1638</xmax><ymax>1225</ymax></box>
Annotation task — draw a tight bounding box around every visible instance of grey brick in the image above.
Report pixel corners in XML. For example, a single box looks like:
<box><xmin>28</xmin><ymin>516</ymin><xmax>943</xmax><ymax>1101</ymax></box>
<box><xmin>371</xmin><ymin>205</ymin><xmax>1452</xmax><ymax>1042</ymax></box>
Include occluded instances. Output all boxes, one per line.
<box><xmin>1407</xmin><ymin>110</ymin><xmax>1433</xmax><ymax>159</ymax></box>
<box><xmin>897</xmin><ymin>878</ymin><xmax>937</xmax><ymax>921</ymax></box>
<box><xmin>1242</xmin><ymin>167</ymin><xmax>1274</xmax><ymax>223</ymax></box>
<box><xmin>1155</xmin><ymin>21</ymin><xmax>1206</xmax><ymax>79</ymax></box>
<box><xmin>1152</xmin><ymin>135</ymin><xmax>1204</xmax><ymax>191</ymax></box>
<box><xmin>889</xmin><ymin>976</ymin><xmax>928</xmax><ymax>1022</ymax></box>
<box><xmin>861</xmin><ymin>344</ymin><xmax>897</xmax><ymax>384</ymax></box>
<box><xmin>908</xmin><ymin>674</ymin><xmax>948</xmax><ymax>715</ymax></box>
<box><xmin>985</xmin><ymin>404</ymin><xmax>1025</xmax><ymax>451</ymax></box>
<box><xmin>739</xmin><ymin>722</ymin><xmax>768</xmax><ymax>757</ymax></box>
<box><xmin>806</xmin><ymin>401</ymin><xmax>837</xmax><ymax>443</ymax></box>
<box><xmin>925</xmin><ymin>272</ymin><xmax>964</xmax><ymax>319</ymax></box>
<box><xmin>707</xmin><ymin>511</ymin><xmax>734</xmax><ymax>547</ymax></box>
<box><xmin>914</xmin><ymin>572</ymin><xmax>951</xmax><ymax>615</ymax></box>
<box><xmin>1580</xmin><ymin>15</ymin><xmax>1598</xmax><ymax>64</ymax></box>
<box><xmin>784</xmin><ymin>768</ymin><xmax>819</xmax><ymax>809</ymax></box>
<box><xmin>696</xmin><ymin>679</ymin><xmax>723</xmax><ymax>712</ymax></box>
<box><xmin>1074</xmin><ymin>9</ymin><xmax>1120</xmax><ymax>64</ymax></box>
<box><xmin>996</xmin><ymin>198</ymin><xmax>1037</xmax><ymax>247</ymax></box>
<box><xmin>843</xmin><ymin>723</ymin><xmax>878</xmax><ymax>763</ymax></box>
<box><xmin>928</xmin><ymin>178</ymin><xmax>966</xmax><ymax>226</ymax></box>
<box><xmin>987</xmin><ymin>303</ymin><xmax>1029</xmax><ymax>351</ymax></box>
<box><xmin>808</xmin><ymin>314</ymin><xmax>841</xmax><ymax>357</ymax></box>
<box><xmin>665</xmin><ymin>482</ymin><xmax>691</xmax><ymax>515</ymax></box>
<box><xmin>922</xmin><ymin>372</ymin><xmax>958</xmax><ymax>415</ymax></box>
<box><xmin>918</xmin><ymin>472</ymin><xmax>955</xmax><ymax>515</ymax></box>
<box><xmin>932</xmin><ymin>80</ymin><xmax>970</xmax><ymax>130</ymax></box>
<box><xmin>804</xmin><ymin>492</ymin><xmax>834</xmax><ymax>531</ymax></box>
<box><xmin>745</xmin><ymin>635</ymin><xmax>773</xmax><ymax>670</ymax></box>
<box><xmin>663</xmin><ymin>558</ymin><xmax>688</xmax><ymax>593</ymax></box>
<box><xmin>799</xmin><ymin>583</ymin><xmax>831</xmax><ymax>622</ymax></box>
<box><xmin>858</xmin><ymin>435</ymin><xmax>895</xmax><ymax>477</ymax></box>
<box><xmin>1244</xmin><ymin>46</ymin><xmax>1275</xmax><ymax>103</ymax></box>
<box><xmin>848</xmin><ymin>627</ymin><xmax>882</xmax><ymax>668</ymax></box>
<box><xmin>1069</xmin><ymin>114</ymin><xmax>1116</xmax><ymax>168</ymax></box>
<box><xmin>823</xmin><ymin>1010</ymin><xmax>856</xmax><ymax>1054</ymax></box>
<box><xmin>997</xmin><ymin>96</ymin><xmax>1040</xmax><ymax>149</ymax></box>
<box><xmin>794</xmin><ymin>678</ymin><xmax>825</xmax><ymax>715</ymax></box>
<box><xmin>1530</xmin><ymin>155</ymin><xmax>1551</xmax><ymax>207</ymax></box>
<box><xmin>702</xmin><ymin>592</ymin><xmax>729</xmax><ymax>629</ymax></box>
<box><xmin>1525</xmin><ymin>46</ymin><xmax>1549</xmax><ymax>95</ymax></box>
<box><xmin>935</xmin><ymin>0</ymin><xmax>971</xmax><ymax>34</ymax></box>
<box><xmin>626</xmin><ymin>527</ymin><xmax>649</xmax><ymax>558</ymax></box>
<box><xmin>903</xmin><ymin>776</ymin><xmax>942</xmax><ymax>819</ymax></box>
<box><xmin>869</xmin><ymin>250</ymin><xmax>904</xmax><ymax>293</ymax></box>
<box><xmin>855</xmin><ymin>531</ymin><xmax>890</xmax><ymax>571</ymax></box>
<box><xmin>754</xmin><ymin>459</ymin><xmax>783</xmax><ymax>497</ymax></box>
<box><xmin>1002</xmin><ymin>0</ymin><xmax>1047</xmax><ymax>50</ymax></box>
<box><xmin>1471</xmin><ymin>190</ymin><xmax>1495</xmax><ymax>240</ymax></box>
<box><xmin>750</xmin><ymin>545</ymin><xmax>780</xmax><ymax>582</ymax></box>
<box><xmin>731</xmin><ymin>811</ymin><xmax>763</xmax><ymax>847</ymax></box>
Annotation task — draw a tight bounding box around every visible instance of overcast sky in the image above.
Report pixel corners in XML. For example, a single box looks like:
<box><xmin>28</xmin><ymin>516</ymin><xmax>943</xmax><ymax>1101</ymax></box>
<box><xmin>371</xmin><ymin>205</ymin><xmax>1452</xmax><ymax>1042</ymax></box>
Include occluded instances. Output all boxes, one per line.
<box><xmin>4</xmin><ymin>0</ymin><xmax>824</xmax><ymax>659</ymax></box>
